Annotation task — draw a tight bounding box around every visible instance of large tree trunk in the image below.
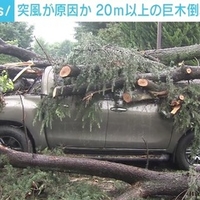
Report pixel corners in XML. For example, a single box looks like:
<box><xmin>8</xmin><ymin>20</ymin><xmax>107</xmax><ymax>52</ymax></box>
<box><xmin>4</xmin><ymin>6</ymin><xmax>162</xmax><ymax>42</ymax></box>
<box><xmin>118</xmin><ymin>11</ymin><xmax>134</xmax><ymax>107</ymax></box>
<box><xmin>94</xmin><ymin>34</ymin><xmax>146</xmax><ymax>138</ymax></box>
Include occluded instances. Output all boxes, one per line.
<box><xmin>0</xmin><ymin>38</ymin><xmax>51</xmax><ymax>66</ymax></box>
<box><xmin>0</xmin><ymin>145</ymin><xmax>192</xmax><ymax>199</ymax></box>
<box><xmin>0</xmin><ymin>39</ymin><xmax>42</xmax><ymax>61</ymax></box>
<box><xmin>53</xmin><ymin>65</ymin><xmax>200</xmax><ymax>98</ymax></box>
<box><xmin>143</xmin><ymin>44</ymin><xmax>200</xmax><ymax>65</ymax></box>
<box><xmin>1</xmin><ymin>38</ymin><xmax>200</xmax><ymax>67</ymax></box>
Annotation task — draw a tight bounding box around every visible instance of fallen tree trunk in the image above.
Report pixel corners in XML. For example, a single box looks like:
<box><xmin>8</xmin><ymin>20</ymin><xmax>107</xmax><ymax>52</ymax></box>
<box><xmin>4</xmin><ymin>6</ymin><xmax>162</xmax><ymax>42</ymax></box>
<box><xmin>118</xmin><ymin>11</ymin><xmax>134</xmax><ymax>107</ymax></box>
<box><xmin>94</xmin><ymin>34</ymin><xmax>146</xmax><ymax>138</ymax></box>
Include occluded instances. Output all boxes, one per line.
<box><xmin>59</xmin><ymin>64</ymin><xmax>200</xmax><ymax>82</ymax></box>
<box><xmin>0</xmin><ymin>38</ymin><xmax>43</xmax><ymax>61</ymax></box>
<box><xmin>1</xmin><ymin>38</ymin><xmax>200</xmax><ymax>69</ymax></box>
<box><xmin>0</xmin><ymin>38</ymin><xmax>51</xmax><ymax>67</ymax></box>
<box><xmin>59</xmin><ymin>65</ymin><xmax>82</xmax><ymax>78</ymax></box>
<box><xmin>0</xmin><ymin>145</ymin><xmax>192</xmax><ymax>199</ymax></box>
<box><xmin>0</xmin><ymin>64</ymin><xmax>43</xmax><ymax>79</ymax></box>
<box><xmin>53</xmin><ymin>65</ymin><xmax>200</xmax><ymax>97</ymax></box>
<box><xmin>143</xmin><ymin>44</ymin><xmax>200</xmax><ymax>65</ymax></box>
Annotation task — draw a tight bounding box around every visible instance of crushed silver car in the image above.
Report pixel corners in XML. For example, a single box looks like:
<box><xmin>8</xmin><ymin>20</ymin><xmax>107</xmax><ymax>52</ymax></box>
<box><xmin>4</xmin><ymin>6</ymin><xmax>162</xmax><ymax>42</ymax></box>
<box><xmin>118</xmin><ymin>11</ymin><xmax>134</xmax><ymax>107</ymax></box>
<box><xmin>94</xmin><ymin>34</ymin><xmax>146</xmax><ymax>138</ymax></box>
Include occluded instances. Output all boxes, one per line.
<box><xmin>0</xmin><ymin>66</ymin><xmax>198</xmax><ymax>170</ymax></box>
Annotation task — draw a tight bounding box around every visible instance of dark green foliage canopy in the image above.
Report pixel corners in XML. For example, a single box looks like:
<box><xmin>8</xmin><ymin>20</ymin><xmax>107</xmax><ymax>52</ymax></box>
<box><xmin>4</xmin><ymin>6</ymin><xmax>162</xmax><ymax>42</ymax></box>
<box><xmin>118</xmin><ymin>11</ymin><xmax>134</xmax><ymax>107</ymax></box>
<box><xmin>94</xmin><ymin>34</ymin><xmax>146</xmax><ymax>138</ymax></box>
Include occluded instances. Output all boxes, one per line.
<box><xmin>33</xmin><ymin>38</ymin><xmax>74</xmax><ymax>59</ymax></box>
<box><xmin>0</xmin><ymin>22</ymin><xmax>34</xmax><ymax>64</ymax></box>
<box><xmin>76</xmin><ymin>22</ymin><xmax>200</xmax><ymax>50</ymax></box>
<box><xmin>75</xmin><ymin>22</ymin><xmax>108</xmax><ymax>39</ymax></box>
<box><xmin>0</xmin><ymin>22</ymin><xmax>34</xmax><ymax>49</ymax></box>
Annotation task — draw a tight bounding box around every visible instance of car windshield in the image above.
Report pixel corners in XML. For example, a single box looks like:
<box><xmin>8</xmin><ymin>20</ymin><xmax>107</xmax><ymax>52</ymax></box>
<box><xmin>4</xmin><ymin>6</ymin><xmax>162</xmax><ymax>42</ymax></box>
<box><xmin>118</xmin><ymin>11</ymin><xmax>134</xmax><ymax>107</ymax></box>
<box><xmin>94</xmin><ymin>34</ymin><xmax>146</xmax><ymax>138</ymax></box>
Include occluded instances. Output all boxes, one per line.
<box><xmin>28</xmin><ymin>79</ymin><xmax>42</xmax><ymax>95</ymax></box>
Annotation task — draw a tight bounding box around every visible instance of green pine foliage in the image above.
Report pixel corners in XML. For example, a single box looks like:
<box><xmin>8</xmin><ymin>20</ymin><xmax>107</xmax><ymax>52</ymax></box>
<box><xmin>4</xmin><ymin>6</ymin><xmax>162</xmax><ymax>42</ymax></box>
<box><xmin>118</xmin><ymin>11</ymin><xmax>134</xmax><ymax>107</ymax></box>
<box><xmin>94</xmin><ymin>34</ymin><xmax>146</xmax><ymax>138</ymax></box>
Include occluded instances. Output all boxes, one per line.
<box><xmin>171</xmin><ymin>84</ymin><xmax>200</xmax><ymax>153</ymax></box>
<box><xmin>67</xmin><ymin>33</ymin><xmax>165</xmax><ymax>91</ymax></box>
<box><xmin>0</xmin><ymin>22</ymin><xmax>34</xmax><ymax>64</ymax></box>
<box><xmin>33</xmin><ymin>96</ymin><xmax>71</xmax><ymax>133</ymax></box>
<box><xmin>0</xmin><ymin>70</ymin><xmax>14</xmax><ymax>111</ymax></box>
<box><xmin>159</xmin><ymin>80</ymin><xmax>200</xmax><ymax>156</ymax></box>
<box><xmin>0</xmin><ymin>163</ymin><xmax>109</xmax><ymax>200</ymax></box>
<box><xmin>0</xmin><ymin>22</ymin><xmax>34</xmax><ymax>49</ymax></box>
<box><xmin>34</xmin><ymin>33</ymin><xmax>166</xmax><ymax>133</ymax></box>
<box><xmin>162</xmin><ymin>23</ymin><xmax>200</xmax><ymax>48</ymax></box>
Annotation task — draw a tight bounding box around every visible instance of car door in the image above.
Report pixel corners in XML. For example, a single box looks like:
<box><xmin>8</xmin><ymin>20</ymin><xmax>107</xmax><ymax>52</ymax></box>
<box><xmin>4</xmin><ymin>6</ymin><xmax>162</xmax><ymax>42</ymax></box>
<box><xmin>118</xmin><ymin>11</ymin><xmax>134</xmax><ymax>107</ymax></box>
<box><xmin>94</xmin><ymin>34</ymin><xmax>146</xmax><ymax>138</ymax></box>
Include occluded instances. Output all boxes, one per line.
<box><xmin>45</xmin><ymin>97</ymin><xmax>109</xmax><ymax>149</ymax></box>
<box><xmin>105</xmin><ymin>92</ymin><xmax>173</xmax><ymax>150</ymax></box>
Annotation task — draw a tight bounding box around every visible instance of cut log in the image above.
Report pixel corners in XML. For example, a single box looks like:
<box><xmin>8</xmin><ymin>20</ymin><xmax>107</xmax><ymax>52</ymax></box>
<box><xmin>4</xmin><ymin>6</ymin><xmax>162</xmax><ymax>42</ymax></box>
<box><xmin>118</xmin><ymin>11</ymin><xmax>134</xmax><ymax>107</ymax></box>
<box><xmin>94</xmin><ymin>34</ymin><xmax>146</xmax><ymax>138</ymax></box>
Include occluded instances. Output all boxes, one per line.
<box><xmin>137</xmin><ymin>79</ymin><xmax>160</xmax><ymax>91</ymax></box>
<box><xmin>138</xmin><ymin>65</ymin><xmax>200</xmax><ymax>82</ymax></box>
<box><xmin>122</xmin><ymin>90</ymin><xmax>153</xmax><ymax>103</ymax></box>
<box><xmin>57</xmin><ymin>65</ymin><xmax>200</xmax><ymax>89</ymax></box>
<box><xmin>137</xmin><ymin>79</ymin><xmax>148</xmax><ymax>87</ymax></box>
<box><xmin>186</xmin><ymin>67</ymin><xmax>192</xmax><ymax>74</ymax></box>
<box><xmin>179</xmin><ymin>94</ymin><xmax>185</xmax><ymax>101</ymax></box>
<box><xmin>53</xmin><ymin>64</ymin><xmax>200</xmax><ymax>97</ymax></box>
<box><xmin>122</xmin><ymin>92</ymin><xmax>133</xmax><ymax>103</ymax></box>
<box><xmin>59</xmin><ymin>65</ymin><xmax>81</xmax><ymax>78</ymax></box>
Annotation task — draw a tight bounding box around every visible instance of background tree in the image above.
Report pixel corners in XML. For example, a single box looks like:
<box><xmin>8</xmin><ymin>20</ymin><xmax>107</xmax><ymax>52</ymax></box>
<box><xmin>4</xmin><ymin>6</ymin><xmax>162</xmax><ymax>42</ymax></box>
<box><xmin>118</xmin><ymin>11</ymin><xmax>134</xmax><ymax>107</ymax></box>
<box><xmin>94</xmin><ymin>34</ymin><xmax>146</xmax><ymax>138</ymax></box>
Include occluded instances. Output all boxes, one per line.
<box><xmin>0</xmin><ymin>22</ymin><xmax>34</xmax><ymax>64</ymax></box>
<box><xmin>75</xmin><ymin>22</ymin><xmax>108</xmax><ymax>40</ymax></box>
<box><xmin>76</xmin><ymin>22</ymin><xmax>200</xmax><ymax>50</ymax></box>
<box><xmin>0</xmin><ymin>22</ymin><xmax>34</xmax><ymax>49</ymax></box>
<box><xmin>162</xmin><ymin>22</ymin><xmax>200</xmax><ymax>48</ymax></box>
<box><xmin>33</xmin><ymin>38</ymin><xmax>74</xmax><ymax>60</ymax></box>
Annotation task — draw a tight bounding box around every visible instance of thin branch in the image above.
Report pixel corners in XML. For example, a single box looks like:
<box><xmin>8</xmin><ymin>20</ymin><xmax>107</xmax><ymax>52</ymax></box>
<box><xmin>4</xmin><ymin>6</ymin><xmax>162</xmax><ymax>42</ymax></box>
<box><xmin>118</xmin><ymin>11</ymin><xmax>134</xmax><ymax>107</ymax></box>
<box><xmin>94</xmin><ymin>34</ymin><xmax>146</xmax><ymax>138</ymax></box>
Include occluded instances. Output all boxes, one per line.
<box><xmin>34</xmin><ymin>36</ymin><xmax>52</xmax><ymax>65</ymax></box>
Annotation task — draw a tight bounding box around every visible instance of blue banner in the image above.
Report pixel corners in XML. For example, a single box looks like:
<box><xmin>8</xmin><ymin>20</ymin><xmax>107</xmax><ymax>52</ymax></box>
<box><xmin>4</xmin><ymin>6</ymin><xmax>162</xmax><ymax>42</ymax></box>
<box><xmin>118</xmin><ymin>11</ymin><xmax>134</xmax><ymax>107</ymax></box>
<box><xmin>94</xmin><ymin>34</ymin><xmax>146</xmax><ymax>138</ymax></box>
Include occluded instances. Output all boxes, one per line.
<box><xmin>0</xmin><ymin>0</ymin><xmax>200</xmax><ymax>22</ymax></box>
<box><xmin>0</xmin><ymin>0</ymin><xmax>14</xmax><ymax>22</ymax></box>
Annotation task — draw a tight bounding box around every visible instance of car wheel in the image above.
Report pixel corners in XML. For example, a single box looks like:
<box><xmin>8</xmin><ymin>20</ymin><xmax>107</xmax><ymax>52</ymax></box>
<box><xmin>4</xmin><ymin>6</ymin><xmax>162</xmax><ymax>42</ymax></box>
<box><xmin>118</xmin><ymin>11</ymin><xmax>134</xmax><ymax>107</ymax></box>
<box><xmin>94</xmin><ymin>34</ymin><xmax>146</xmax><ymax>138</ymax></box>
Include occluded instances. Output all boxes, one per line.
<box><xmin>175</xmin><ymin>133</ymin><xmax>200</xmax><ymax>170</ymax></box>
<box><xmin>0</xmin><ymin>126</ymin><xmax>32</xmax><ymax>152</ymax></box>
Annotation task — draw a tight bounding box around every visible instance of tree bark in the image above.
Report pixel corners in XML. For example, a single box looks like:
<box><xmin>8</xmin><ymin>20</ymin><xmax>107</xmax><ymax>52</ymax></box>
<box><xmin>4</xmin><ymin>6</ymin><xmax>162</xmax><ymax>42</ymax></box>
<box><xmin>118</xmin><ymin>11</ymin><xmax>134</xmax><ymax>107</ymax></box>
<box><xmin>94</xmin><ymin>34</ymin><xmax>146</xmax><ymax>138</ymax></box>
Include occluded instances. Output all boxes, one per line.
<box><xmin>0</xmin><ymin>145</ymin><xmax>192</xmax><ymax>199</ymax></box>
<box><xmin>0</xmin><ymin>38</ymin><xmax>51</xmax><ymax>67</ymax></box>
<box><xmin>122</xmin><ymin>90</ymin><xmax>154</xmax><ymax>103</ymax></box>
<box><xmin>0</xmin><ymin>64</ymin><xmax>43</xmax><ymax>79</ymax></box>
<box><xmin>53</xmin><ymin>78</ymin><xmax>125</xmax><ymax>97</ymax></box>
<box><xmin>59</xmin><ymin>65</ymin><xmax>81</xmax><ymax>77</ymax></box>
<box><xmin>144</xmin><ymin>44</ymin><xmax>200</xmax><ymax>65</ymax></box>
<box><xmin>137</xmin><ymin>79</ymin><xmax>160</xmax><ymax>91</ymax></box>
<box><xmin>0</xmin><ymin>38</ymin><xmax>42</xmax><ymax>61</ymax></box>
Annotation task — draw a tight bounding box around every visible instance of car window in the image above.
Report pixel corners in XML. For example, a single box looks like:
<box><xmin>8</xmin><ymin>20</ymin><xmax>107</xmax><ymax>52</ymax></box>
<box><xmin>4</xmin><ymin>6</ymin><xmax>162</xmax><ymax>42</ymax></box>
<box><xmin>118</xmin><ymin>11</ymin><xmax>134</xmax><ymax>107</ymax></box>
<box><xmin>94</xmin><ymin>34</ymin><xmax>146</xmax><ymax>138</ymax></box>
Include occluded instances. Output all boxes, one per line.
<box><xmin>28</xmin><ymin>79</ymin><xmax>42</xmax><ymax>95</ymax></box>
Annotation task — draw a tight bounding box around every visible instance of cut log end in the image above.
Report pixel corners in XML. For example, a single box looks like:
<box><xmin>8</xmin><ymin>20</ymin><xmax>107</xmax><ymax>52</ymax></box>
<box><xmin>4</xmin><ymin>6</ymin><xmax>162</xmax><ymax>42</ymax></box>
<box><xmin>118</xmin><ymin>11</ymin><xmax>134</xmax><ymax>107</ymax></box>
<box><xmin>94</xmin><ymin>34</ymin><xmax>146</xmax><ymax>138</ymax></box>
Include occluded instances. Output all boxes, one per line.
<box><xmin>179</xmin><ymin>95</ymin><xmax>185</xmax><ymax>101</ymax></box>
<box><xmin>137</xmin><ymin>79</ymin><xmax>148</xmax><ymax>87</ymax></box>
<box><xmin>123</xmin><ymin>93</ymin><xmax>132</xmax><ymax>103</ymax></box>
<box><xmin>59</xmin><ymin>66</ymin><xmax>71</xmax><ymax>78</ymax></box>
<box><xmin>186</xmin><ymin>67</ymin><xmax>192</xmax><ymax>74</ymax></box>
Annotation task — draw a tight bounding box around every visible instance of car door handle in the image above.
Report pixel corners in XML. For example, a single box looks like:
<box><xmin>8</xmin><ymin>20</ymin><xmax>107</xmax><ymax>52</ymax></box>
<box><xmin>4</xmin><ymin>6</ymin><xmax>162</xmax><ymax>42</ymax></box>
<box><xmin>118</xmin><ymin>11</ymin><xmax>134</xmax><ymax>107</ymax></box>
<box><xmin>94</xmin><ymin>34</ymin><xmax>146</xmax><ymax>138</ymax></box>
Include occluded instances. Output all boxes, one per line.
<box><xmin>110</xmin><ymin>107</ymin><xmax>127</xmax><ymax>112</ymax></box>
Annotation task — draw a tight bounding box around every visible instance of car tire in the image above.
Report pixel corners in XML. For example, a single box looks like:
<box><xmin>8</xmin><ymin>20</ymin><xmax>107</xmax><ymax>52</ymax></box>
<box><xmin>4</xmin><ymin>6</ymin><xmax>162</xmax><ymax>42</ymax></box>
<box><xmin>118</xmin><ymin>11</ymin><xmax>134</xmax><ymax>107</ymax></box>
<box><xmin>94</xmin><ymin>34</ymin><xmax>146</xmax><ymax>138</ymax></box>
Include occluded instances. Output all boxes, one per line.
<box><xmin>175</xmin><ymin>133</ymin><xmax>198</xmax><ymax>170</ymax></box>
<box><xmin>0</xmin><ymin>126</ymin><xmax>32</xmax><ymax>152</ymax></box>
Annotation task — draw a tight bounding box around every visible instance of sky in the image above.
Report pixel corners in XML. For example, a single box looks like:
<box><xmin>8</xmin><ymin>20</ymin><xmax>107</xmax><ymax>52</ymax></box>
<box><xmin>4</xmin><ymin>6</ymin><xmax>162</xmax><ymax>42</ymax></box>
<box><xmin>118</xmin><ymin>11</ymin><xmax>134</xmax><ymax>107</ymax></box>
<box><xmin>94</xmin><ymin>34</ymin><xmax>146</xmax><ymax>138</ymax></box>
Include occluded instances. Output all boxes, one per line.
<box><xmin>29</xmin><ymin>20</ymin><xmax>78</xmax><ymax>44</ymax></box>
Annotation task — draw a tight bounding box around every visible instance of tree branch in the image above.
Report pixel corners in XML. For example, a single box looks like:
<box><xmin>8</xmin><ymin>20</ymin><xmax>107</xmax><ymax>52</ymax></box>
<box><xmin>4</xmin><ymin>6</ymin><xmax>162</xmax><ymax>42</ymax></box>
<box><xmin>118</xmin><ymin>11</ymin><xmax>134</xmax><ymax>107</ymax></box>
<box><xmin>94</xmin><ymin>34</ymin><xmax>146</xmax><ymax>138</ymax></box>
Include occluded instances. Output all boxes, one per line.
<box><xmin>0</xmin><ymin>38</ymin><xmax>50</xmax><ymax>64</ymax></box>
